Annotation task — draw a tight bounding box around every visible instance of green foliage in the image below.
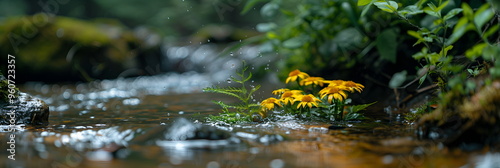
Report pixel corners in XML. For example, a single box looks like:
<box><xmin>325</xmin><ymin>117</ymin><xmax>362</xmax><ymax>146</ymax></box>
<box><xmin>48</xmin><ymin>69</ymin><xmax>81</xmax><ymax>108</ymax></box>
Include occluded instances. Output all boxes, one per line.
<box><xmin>246</xmin><ymin>0</ymin><xmax>381</xmax><ymax>78</ymax></box>
<box><xmin>365</xmin><ymin>0</ymin><xmax>499</xmax><ymax>94</ymax></box>
<box><xmin>203</xmin><ymin>62</ymin><xmax>261</xmax><ymax>124</ymax></box>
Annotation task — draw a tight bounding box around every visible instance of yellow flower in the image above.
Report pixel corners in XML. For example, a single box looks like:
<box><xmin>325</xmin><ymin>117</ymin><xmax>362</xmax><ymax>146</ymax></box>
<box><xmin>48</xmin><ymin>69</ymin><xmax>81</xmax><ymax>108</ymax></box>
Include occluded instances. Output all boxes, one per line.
<box><xmin>296</xmin><ymin>94</ymin><xmax>321</xmax><ymax>109</ymax></box>
<box><xmin>285</xmin><ymin>69</ymin><xmax>310</xmax><ymax>84</ymax></box>
<box><xmin>280</xmin><ymin>90</ymin><xmax>302</xmax><ymax>105</ymax></box>
<box><xmin>319</xmin><ymin>86</ymin><xmax>348</xmax><ymax>103</ymax></box>
<box><xmin>342</xmin><ymin>81</ymin><xmax>364</xmax><ymax>93</ymax></box>
<box><xmin>325</xmin><ymin>80</ymin><xmax>364</xmax><ymax>93</ymax></box>
<box><xmin>272</xmin><ymin>88</ymin><xmax>290</xmax><ymax>95</ymax></box>
<box><xmin>325</xmin><ymin>80</ymin><xmax>345</xmax><ymax>86</ymax></box>
<box><xmin>299</xmin><ymin>77</ymin><xmax>326</xmax><ymax>87</ymax></box>
<box><xmin>261</xmin><ymin>97</ymin><xmax>282</xmax><ymax>111</ymax></box>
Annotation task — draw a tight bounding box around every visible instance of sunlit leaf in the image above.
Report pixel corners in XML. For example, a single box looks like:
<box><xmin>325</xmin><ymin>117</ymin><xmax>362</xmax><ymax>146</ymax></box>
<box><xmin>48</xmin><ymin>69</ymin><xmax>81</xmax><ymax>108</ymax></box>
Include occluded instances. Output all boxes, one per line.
<box><xmin>465</xmin><ymin>43</ymin><xmax>487</xmax><ymax>60</ymax></box>
<box><xmin>398</xmin><ymin>5</ymin><xmax>424</xmax><ymax>16</ymax></box>
<box><xmin>357</xmin><ymin>0</ymin><xmax>373</xmax><ymax>6</ymax></box>
<box><xmin>435</xmin><ymin>0</ymin><xmax>449</xmax><ymax>12</ymax></box>
<box><xmin>443</xmin><ymin>8</ymin><xmax>463</xmax><ymax>21</ymax></box>
<box><xmin>462</xmin><ymin>3</ymin><xmax>474</xmax><ymax>20</ymax></box>
<box><xmin>447</xmin><ymin>17</ymin><xmax>471</xmax><ymax>45</ymax></box>
<box><xmin>474</xmin><ymin>4</ymin><xmax>495</xmax><ymax>29</ymax></box>
<box><xmin>483</xmin><ymin>24</ymin><xmax>500</xmax><ymax>39</ymax></box>
<box><xmin>374</xmin><ymin>1</ymin><xmax>398</xmax><ymax>13</ymax></box>
<box><xmin>424</xmin><ymin>8</ymin><xmax>440</xmax><ymax>17</ymax></box>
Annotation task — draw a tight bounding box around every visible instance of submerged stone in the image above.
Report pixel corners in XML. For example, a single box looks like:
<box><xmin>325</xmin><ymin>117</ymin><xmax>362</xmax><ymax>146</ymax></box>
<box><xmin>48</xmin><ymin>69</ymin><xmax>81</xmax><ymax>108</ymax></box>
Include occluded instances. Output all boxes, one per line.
<box><xmin>132</xmin><ymin>118</ymin><xmax>240</xmax><ymax>149</ymax></box>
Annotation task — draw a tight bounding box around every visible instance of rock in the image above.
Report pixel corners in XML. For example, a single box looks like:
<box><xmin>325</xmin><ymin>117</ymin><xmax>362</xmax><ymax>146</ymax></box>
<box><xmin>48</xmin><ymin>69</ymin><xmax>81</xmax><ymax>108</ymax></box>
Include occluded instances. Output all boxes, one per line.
<box><xmin>0</xmin><ymin>93</ymin><xmax>50</xmax><ymax>126</ymax></box>
<box><xmin>0</xmin><ymin>75</ymin><xmax>49</xmax><ymax>126</ymax></box>
<box><xmin>132</xmin><ymin>118</ymin><xmax>240</xmax><ymax>149</ymax></box>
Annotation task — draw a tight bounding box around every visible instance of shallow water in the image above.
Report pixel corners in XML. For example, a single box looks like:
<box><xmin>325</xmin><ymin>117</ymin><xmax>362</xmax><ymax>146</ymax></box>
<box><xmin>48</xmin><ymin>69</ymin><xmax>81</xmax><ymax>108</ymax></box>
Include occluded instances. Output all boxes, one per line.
<box><xmin>1</xmin><ymin>72</ymin><xmax>499</xmax><ymax>168</ymax></box>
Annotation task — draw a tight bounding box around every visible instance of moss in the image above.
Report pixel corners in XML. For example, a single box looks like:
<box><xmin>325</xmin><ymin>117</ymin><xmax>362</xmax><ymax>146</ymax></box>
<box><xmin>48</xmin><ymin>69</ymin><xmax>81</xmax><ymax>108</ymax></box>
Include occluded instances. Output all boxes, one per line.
<box><xmin>418</xmin><ymin>80</ymin><xmax>500</xmax><ymax>148</ymax></box>
<box><xmin>0</xmin><ymin>14</ymin><xmax>144</xmax><ymax>81</ymax></box>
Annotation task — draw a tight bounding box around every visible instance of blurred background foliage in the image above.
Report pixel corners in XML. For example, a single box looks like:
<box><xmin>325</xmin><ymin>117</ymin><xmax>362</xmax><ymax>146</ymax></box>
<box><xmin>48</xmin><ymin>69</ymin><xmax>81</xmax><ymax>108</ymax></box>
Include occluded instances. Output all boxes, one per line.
<box><xmin>0</xmin><ymin>0</ymin><xmax>265</xmax><ymax>82</ymax></box>
<box><xmin>0</xmin><ymin>0</ymin><xmax>263</xmax><ymax>38</ymax></box>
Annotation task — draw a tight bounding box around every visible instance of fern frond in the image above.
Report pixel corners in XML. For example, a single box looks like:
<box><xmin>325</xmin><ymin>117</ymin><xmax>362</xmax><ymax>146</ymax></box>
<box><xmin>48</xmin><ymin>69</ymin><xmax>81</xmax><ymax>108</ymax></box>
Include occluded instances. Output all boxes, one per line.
<box><xmin>203</xmin><ymin>87</ymin><xmax>242</xmax><ymax>99</ymax></box>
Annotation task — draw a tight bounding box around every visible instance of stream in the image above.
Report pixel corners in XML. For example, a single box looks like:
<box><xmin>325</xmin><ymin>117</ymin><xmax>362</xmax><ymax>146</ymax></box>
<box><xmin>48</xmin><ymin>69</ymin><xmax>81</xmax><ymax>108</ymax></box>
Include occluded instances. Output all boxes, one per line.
<box><xmin>1</xmin><ymin>44</ymin><xmax>499</xmax><ymax>168</ymax></box>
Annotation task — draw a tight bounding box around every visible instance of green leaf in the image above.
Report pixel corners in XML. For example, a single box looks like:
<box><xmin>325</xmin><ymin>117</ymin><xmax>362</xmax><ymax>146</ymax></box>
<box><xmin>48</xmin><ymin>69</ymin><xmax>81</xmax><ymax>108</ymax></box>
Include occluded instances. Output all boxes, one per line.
<box><xmin>462</xmin><ymin>3</ymin><xmax>474</xmax><ymax>20</ymax></box>
<box><xmin>435</xmin><ymin>0</ymin><xmax>450</xmax><ymax>12</ymax></box>
<box><xmin>474</xmin><ymin>4</ymin><xmax>495</xmax><ymax>29</ymax></box>
<box><xmin>374</xmin><ymin>1</ymin><xmax>398</xmax><ymax>13</ymax></box>
<box><xmin>483</xmin><ymin>45</ymin><xmax>500</xmax><ymax>60</ymax></box>
<box><xmin>412</xmin><ymin>47</ymin><xmax>429</xmax><ymax>60</ymax></box>
<box><xmin>419</xmin><ymin>73</ymin><xmax>428</xmax><ymax>85</ymax></box>
<box><xmin>439</xmin><ymin>45</ymin><xmax>453</xmax><ymax>56</ymax></box>
<box><xmin>261</xmin><ymin>2</ymin><xmax>280</xmax><ymax>18</ymax></box>
<box><xmin>256</xmin><ymin>22</ymin><xmax>277</xmax><ymax>32</ymax></box>
<box><xmin>447</xmin><ymin>17</ymin><xmax>471</xmax><ymax>45</ymax></box>
<box><xmin>465</xmin><ymin>43</ymin><xmax>487</xmax><ymax>60</ymax></box>
<box><xmin>347</xmin><ymin>102</ymin><xmax>377</xmax><ymax>113</ymax></box>
<box><xmin>424</xmin><ymin>8</ymin><xmax>440</xmax><ymax>17</ymax></box>
<box><xmin>357</xmin><ymin>0</ymin><xmax>372</xmax><ymax>6</ymax></box>
<box><xmin>443</xmin><ymin>8</ymin><xmax>463</xmax><ymax>21</ymax></box>
<box><xmin>377</xmin><ymin>29</ymin><xmax>398</xmax><ymax>63</ymax></box>
<box><xmin>398</xmin><ymin>5</ymin><xmax>424</xmax><ymax>16</ymax></box>
<box><xmin>389</xmin><ymin>70</ymin><xmax>407</xmax><ymax>88</ymax></box>
<box><xmin>483</xmin><ymin>24</ymin><xmax>500</xmax><ymax>39</ymax></box>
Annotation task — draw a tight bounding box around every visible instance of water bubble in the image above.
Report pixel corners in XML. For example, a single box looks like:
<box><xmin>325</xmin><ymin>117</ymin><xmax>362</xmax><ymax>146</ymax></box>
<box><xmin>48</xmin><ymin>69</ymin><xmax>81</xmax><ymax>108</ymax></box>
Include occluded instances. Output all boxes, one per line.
<box><xmin>230</xmin><ymin>52</ymin><xmax>234</xmax><ymax>57</ymax></box>
<box><xmin>227</xmin><ymin>79</ymin><xmax>232</xmax><ymax>84</ymax></box>
<box><xmin>178</xmin><ymin>111</ymin><xmax>185</xmax><ymax>114</ymax></box>
<box><xmin>207</xmin><ymin>39</ymin><xmax>210</xmax><ymax>43</ymax></box>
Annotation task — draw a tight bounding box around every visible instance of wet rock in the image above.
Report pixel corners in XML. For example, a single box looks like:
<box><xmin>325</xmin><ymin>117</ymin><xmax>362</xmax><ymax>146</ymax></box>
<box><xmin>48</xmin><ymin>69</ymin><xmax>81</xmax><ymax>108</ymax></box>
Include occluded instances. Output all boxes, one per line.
<box><xmin>0</xmin><ymin>76</ymin><xmax>49</xmax><ymax>126</ymax></box>
<box><xmin>417</xmin><ymin>80</ymin><xmax>500</xmax><ymax>149</ymax></box>
<box><xmin>0</xmin><ymin>92</ymin><xmax>50</xmax><ymax>126</ymax></box>
<box><xmin>132</xmin><ymin>118</ymin><xmax>240</xmax><ymax>149</ymax></box>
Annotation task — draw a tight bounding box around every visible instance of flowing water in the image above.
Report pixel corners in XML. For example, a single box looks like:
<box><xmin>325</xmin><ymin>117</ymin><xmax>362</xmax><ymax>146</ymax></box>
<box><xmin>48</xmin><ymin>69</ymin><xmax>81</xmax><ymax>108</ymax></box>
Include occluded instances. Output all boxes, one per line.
<box><xmin>1</xmin><ymin>44</ymin><xmax>499</xmax><ymax>168</ymax></box>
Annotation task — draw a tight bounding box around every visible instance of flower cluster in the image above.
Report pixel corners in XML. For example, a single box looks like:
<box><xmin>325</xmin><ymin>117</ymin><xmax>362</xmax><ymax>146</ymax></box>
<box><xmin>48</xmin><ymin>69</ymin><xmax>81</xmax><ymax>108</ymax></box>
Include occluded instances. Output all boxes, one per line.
<box><xmin>260</xmin><ymin>69</ymin><xmax>365</xmax><ymax>121</ymax></box>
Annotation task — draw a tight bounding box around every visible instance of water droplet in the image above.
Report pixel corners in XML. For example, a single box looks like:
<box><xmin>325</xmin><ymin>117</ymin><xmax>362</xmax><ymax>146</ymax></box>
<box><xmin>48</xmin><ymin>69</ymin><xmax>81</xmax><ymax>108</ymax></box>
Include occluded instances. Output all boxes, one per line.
<box><xmin>207</xmin><ymin>39</ymin><xmax>210</xmax><ymax>43</ymax></box>
<box><xmin>167</xmin><ymin>17</ymin><xmax>170</xmax><ymax>19</ymax></box>
<box><xmin>227</xmin><ymin>78</ymin><xmax>232</xmax><ymax>83</ymax></box>
<box><xmin>230</xmin><ymin>52</ymin><xmax>234</xmax><ymax>57</ymax></box>
<box><xmin>178</xmin><ymin>111</ymin><xmax>185</xmax><ymax>114</ymax></box>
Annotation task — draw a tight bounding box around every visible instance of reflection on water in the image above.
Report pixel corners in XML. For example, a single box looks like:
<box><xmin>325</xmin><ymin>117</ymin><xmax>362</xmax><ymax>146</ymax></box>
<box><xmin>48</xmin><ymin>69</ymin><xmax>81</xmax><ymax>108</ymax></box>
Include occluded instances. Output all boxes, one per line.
<box><xmin>0</xmin><ymin>70</ymin><xmax>499</xmax><ymax>167</ymax></box>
